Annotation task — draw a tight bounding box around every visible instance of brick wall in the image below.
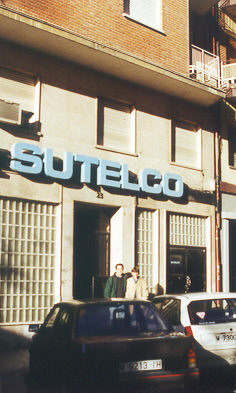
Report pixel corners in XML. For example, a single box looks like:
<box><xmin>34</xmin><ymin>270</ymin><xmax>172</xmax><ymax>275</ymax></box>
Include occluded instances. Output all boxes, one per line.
<box><xmin>1</xmin><ymin>0</ymin><xmax>189</xmax><ymax>76</ymax></box>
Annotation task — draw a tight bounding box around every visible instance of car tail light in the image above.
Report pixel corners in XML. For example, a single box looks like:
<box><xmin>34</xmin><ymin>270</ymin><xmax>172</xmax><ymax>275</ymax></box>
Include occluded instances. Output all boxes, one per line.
<box><xmin>187</xmin><ymin>347</ymin><xmax>197</xmax><ymax>368</ymax></box>
<box><xmin>185</xmin><ymin>325</ymin><xmax>193</xmax><ymax>337</ymax></box>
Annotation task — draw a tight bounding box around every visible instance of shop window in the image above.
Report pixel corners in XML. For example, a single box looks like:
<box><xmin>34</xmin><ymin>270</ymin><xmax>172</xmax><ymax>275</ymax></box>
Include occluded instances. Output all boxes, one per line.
<box><xmin>97</xmin><ymin>98</ymin><xmax>136</xmax><ymax>154</ymax></box>
<box><xmin>229</xmin><ymin>126</ymin><xmax>236</xmax><ymax>168</ymax></box>
<box><xmin>136</xmin><ymin>209</ymin><xmax>154</xmax><ymax>293</ymax></box>
<box><xmin>171</xmin><ymin>120</ymin><xmax>201</xmax><ymax>169</ymax></box>
<box><xmin>167</xmin><ymin>213</ymin><xmax>207</xmax><ymax>294</ymax></box>
<box><xmin>0</xmin><ymin>66</ymin><xmax>40</xmax><ymax>130</ymax></box>
<box><xmin>0</xmin><ymin>199</ymin><xmax>59</xmax><ymax>324</ymax></box>
<box><xmin>124</xmin><ymin>0</ymin><xmax>162</xmax><ymax>32</ymax></box>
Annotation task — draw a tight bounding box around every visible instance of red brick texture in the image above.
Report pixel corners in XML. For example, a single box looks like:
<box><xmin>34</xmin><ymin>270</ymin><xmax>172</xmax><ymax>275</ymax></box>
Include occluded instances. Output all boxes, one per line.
<box><xmin>1</xmin><ymin>0</ymin><xmax>190</xmax><ymax>76</ymax></box>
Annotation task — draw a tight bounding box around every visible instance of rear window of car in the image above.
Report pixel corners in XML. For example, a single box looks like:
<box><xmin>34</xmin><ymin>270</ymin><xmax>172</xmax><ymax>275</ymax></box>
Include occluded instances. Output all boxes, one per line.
<box><xmin>75</xmin><ymin>303</ymin><xmax>169</xmax><ymax>337</ymax></box>
<box><xmin>154</xmin><ymin>299</ymin><xmax>181</xmax><ymax>326</ymax></box>
<box><xmin>188</xmin><ymin>298</ymin><xmax>236</xmax><ymax>325</ymax></box>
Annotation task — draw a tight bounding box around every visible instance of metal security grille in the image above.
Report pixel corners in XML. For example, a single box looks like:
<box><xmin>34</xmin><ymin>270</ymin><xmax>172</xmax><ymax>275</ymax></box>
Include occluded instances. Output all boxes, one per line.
<box><xmin>0</xmin><ymin>199</ymin><xmax>58</xmax><ymax>324</ymax></box>
<box><xmin>136</xmin><ymin>210</ymin><xmax>153</xmax><ymax>292</ymax></box>
<box><xmin>169</xmin><ymin>213</ymin><xmax>206</xmax><ymax>247</ymax></box>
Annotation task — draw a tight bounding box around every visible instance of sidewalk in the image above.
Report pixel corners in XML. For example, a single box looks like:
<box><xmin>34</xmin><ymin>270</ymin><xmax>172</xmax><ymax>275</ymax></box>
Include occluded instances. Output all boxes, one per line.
<box><xmin>0</xmin><ymin>349</ymin><xmax>29</xmax><ymax>393</ymax></box>
<box><xmin>0</xmin><ymin>349</ymin><xmax>29</xmax><ymax>376</ymax></box>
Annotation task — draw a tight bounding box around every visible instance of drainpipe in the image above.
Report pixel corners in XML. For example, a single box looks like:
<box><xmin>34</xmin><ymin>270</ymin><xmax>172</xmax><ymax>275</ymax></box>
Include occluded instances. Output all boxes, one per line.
<box><xmin>215</xmin><ymin>131</ymin><xmax>221</xmax><ymax>292</ymax></box>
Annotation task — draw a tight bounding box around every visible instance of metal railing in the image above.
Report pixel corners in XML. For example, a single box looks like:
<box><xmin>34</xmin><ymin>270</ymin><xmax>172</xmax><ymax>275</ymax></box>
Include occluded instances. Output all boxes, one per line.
<box><xmin>222</xmin><ymin>63</ymin><xmax>236</xmax><ymax>88</ymax></box>
<box><xmin>189</xmin><ymin>45</ymin><xmax>221</xmax><ymax>88</ymax></box>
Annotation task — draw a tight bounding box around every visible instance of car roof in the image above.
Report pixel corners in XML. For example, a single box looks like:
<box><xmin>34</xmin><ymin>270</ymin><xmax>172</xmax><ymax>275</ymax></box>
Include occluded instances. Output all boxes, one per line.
<box><xmin>154</xmin><ymin>292</ymin><xmax>236</xmax><ymax>302</ymax></box>
<box><xmin>54</xmin><ymin>298</ymin><xmax>151</xmax><ymax>308</ymax></box>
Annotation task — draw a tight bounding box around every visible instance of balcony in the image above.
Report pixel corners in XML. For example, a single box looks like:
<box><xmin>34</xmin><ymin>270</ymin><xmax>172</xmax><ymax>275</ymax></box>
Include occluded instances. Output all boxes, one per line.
<box><xmin>190</xmin><ymin>45</ymin><xmax>221</xmax><ymax>88</ymax></box>
<box><xmin>190</xmin><ymin>0</ymin><xmax>220</xmax><ymax>15</ymax></box>
<box><xmin>222</xmin><ymin>63</ymin><xmax>236</xmax><ymax>99</ymax></box>
<box><xmin>219</xmin><ymin>7</ymin><xmax>236</xmax><ymax>36</ymax></box>
<box><xmin>220</xmin><ymin>0</ymin><xmax>236</xmax><ymax>19</ymax></box>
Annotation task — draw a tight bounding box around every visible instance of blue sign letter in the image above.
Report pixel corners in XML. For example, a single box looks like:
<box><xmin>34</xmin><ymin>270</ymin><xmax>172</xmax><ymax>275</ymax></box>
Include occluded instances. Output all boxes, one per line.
<box><xmin>162</xmin><ymin>173</ymin><xmax>184</xmax><ymax>198</ymax></box>
<box><xmin>44</xmin><ymin>149</ymin><xmax>73</xmax><ymax>180</ymax></box>
<box><xmin>97</xmin><ymin>159</ymin><xmax>121</xmax><ymax>188</ymax></box>
<box><xmin>10</xmin><ymin>142</ymin><xmax>42</xmax><ymax>174</ymax></box>
<box><xmin>121</xmin><ymin>164</ymin><xmax>140</xmax><ymax>192</ymax></box>
<box><xmin>139</xmin><ymin>168</ymin><xmax>162</xmax><ymax>194</ymax></box>
<box><xmin>74</xmin><ymin>154</ymin><xmax>99</xmax><ymax>183</ymax></box>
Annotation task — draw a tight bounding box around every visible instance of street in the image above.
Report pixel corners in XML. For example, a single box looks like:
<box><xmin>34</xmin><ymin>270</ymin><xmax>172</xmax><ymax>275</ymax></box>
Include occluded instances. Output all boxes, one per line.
<box><xmin>1</xmin><ymin>357</ymin><xmax>236</xmax><ymax>393</ymax></box>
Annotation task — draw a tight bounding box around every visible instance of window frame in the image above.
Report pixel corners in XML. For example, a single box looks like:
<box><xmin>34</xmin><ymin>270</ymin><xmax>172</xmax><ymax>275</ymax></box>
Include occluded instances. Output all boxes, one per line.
<box><xmin>171</xmin><ymin>119</ymin><xmax>202</xmax><ymax>170</ymax></box>
<box><xmin>228</xmin><ymin>125</ymin><xmax>236</xmax><ymax>169</ymax></box>
<box><xmin>0</xmin><ymin>66</ymin><xmax>41</xmax><ymax>132</ymax></box>
<box><xmin>97</xmin><ymin>97</ymin><xmax>136</xmax><ymax>155</ymax></box>
<box><xmin>123</xmin><ymin>0</ymin><xmax>164</xmax><ymax>34</ymax></box>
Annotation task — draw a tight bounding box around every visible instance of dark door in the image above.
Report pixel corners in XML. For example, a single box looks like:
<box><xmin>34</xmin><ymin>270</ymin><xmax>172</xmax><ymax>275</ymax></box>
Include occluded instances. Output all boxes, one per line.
<box><xmin>167</xmin><ymin>247</ymin><xmax>206</xmax><ymax>294</ymax></box>
<box><xmin>73</xmin><ymin>204</ymin><xmax>116</xmax><ymax>299</ymax></box>
<box><xmin>229</xmin><ymin>220</ymin><xmax>236</xmax><ymax>291</ymax></box>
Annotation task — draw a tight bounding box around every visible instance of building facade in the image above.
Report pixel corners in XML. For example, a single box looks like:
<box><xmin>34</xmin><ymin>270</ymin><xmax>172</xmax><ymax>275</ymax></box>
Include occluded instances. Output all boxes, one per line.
<box><xmin>0</xmin><ymin>0</ymin><xmax>228</xmax><ymax>347</ymax></box>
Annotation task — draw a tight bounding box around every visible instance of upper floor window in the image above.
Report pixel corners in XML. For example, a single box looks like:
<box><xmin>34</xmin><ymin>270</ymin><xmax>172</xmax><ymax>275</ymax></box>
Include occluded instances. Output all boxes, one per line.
<box><xmin>97</xmin><ymin>98</ymin><xmax>136</xmax><ymax>154</ymax></box>
<box><xmin>124</xmin><ymin>0</ymin><xmax>162</xmax><ymax>32</ymax></box>
<box><xmin>0</xmin><ymin>67</ymin><xmax>40</xmax><ymax>128</ymax></box>
<box><xmin>171</xmin><ymin>120</ymin><xmax>201</xmax><ymax>169</ymax></box>
<box><xmin>229</xmin><ymin>126</ymin><xmax>236</xmax><ymax>168</ymax></box>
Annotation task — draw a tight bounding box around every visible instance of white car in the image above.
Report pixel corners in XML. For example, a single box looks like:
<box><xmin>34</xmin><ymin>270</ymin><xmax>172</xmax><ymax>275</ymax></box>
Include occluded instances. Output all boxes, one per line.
<box><xmin>152</xmin><ymin>292</ymin><xmax>236</xmax><ymax>370</ymax></box>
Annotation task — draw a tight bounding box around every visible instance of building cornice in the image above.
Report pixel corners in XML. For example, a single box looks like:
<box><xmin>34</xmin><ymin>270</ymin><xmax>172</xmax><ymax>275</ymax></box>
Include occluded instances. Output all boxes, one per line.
<box><xmin>0</xmin><ymin>7</ymin><xmax>225</xmax><ymax>107</ymax></box>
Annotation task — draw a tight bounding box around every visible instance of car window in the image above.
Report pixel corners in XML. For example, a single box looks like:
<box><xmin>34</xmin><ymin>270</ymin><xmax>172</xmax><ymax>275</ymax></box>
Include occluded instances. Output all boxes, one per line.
<box><xmin>43</xmin><ymin>306</ymin><xmax>61</xmax><ymax>329</ymax></box>
<box><xmin>188</xmin><ymin>298</ymin><xmax>236</xmax><ymax>325</ymax></box>
<box><xmin>53</xmin><ymin>308</ymin><xmax>71</xmax><ymax>337</ymax></box>
<box><xmin>75</xmin><ymin>303</ymin><xmax>169</xmax><ymax>337</ymax></box>
<box><xmin>154</xmin><ymin>299</ymin><xmax>181</xmax><ymax>326</ymax></box>
<box><xmin>42</xmin><ymin>306</ymin><xmax>71</xmax><ymax>338</ymax></box>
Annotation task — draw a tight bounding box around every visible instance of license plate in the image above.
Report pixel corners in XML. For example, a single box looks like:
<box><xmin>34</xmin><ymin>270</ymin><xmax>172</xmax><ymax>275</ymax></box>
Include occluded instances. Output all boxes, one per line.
<box><xmin>215</xmin><ymin>333</ymin><xmax>236</xmax><ymax>342</ymax></box>
<box><xmin>120</xmin><ymin>359</ymin><xmax>162</xmax><ymax>372</ymax></box>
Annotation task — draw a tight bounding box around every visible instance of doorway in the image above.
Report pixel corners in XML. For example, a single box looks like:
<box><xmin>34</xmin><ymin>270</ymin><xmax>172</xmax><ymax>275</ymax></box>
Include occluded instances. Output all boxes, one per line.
<box><xmin>167</xmin><ymin>247</ymin><xmax>206</xmax><ymax>294</ymax></box>
<box><xmin>73</xmin><ymin>204</ymin><xmax>117</xmax><ymax>299</ymax></box>
<box><xmin>229</xmin><ymin>220</ymin><xmax>236</xmax><ymax>291</ymax></box>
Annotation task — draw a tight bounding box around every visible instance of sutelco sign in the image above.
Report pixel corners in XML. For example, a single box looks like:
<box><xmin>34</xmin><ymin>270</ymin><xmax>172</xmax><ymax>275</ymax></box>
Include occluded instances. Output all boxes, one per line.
<box><xmin>10</xmin><ymin>142</ymin><xmax>184</xmax><ymax>198</ymax></box>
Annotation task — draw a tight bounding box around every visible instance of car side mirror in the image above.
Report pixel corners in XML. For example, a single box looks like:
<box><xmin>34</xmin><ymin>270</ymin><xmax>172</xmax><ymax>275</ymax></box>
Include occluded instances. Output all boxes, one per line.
<box><xmin>28</xmin><ymin>324</ymin><xmax>41</xmax><ymax>333</ymax></box>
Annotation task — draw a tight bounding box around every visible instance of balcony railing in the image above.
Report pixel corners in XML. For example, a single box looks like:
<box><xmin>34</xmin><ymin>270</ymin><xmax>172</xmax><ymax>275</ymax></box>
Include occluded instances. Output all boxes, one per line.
<box><xmin>219</xmin><ymin>8</ymin><xmax>236</xmax><ymax>35</ymax></box>
<box><xmin>222</xmin><ymin>63</ymin><xmax>236</xmax><ymax>95</ymax></box>
<box><xmin>190</xmin><ymin>45</ymin><xmax>221</xmax><ymax>88</ymax></box>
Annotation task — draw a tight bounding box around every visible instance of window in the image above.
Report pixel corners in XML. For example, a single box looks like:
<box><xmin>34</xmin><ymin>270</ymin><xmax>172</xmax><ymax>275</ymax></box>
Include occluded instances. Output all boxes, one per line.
<box><xmin>44</xmin><ymin>307</ymin><xmax>60</xmax><ymax>329</ymax></box>
<box><xmin>172</xmin><ymin>120</ymin><xmax>201</xmax><ymax>169</ymax></box>
<box><xmin>136</xmin><ymin>210</ymin><xmax>154</xmax><ymax>293</ymax></box>
<box><xmin>0</xmin><ymin>66</ymin><xmax>40</xmax><ymax>127</ymax></box>
<box><xmin>0</xmin><ymin>199</ymin><xmax>58</xmax><ymax>324</ymax></box>
<box><xmin>229</xmin><ymin>126</ymin><xmax>236</xmax><ymax>168</ymax></box>
<box><xmin>154</xmin><ymin>299</ymin><xmax>181</xmax><ymax>326</ymax></box>
<box><xmin>124</xmin><ymin>0</ymin><xmax>162</xmax><ymax>32</ymax></box>
<box><xmin>97</xmin><ymin>98</ymin><xmax>136</xmax><ymax>153</ymax></box>
<box><xmin>188</xmin><ymin>298</ymin><xmax>236</xmax><ymax>325</ymax></box>
<box><xmin>169</xmin><ymin>213</ymin><xmax>206</xmax><ymax>247</ymax></box>
<box><xmin>75</xmin><ymin>303</ymin><xmax>168</xmax><ymax>337</ymax></box>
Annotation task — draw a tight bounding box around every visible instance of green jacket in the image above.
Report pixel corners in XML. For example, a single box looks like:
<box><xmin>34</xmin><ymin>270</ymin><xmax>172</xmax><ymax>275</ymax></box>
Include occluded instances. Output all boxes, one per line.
<box><xmin>104</xmin><ymin>274</ymin><xmax>127</xmax><ymax>298</ymax></box>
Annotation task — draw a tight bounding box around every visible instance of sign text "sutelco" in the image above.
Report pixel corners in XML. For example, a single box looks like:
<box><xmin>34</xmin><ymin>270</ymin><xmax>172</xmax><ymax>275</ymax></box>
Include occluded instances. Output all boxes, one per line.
<box><xmin>10</xmin><ymin>143</ymin><xmax>184</xmax><ymax>198</ymax></box>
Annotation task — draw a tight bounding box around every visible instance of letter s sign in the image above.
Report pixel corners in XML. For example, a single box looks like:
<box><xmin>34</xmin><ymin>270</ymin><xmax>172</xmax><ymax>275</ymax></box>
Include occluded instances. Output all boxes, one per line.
<box><xmin>10</xmin><ymin>143</ymin><xmax>43</xmax><ymax>174</ymax></box>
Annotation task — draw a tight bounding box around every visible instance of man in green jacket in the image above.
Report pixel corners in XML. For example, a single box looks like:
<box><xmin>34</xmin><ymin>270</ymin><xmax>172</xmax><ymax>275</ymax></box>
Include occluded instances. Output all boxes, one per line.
<box><xmin>104</xmin><ymin>263</ymin><xmax>127</xmax><ymax>298</ymax></box>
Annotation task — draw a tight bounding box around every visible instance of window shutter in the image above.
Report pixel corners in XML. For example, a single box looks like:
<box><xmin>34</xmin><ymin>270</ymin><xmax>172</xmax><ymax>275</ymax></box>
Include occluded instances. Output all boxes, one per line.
<box><xmin>102</xmin><ymin>100</ymin><xmax>132</xmax><ymax>151</ymax></box>
<box><xmin>0</xmin><ymin>67</ymin><xmax>35</xmax><ymax>113</ymax></box>
<box><xmin>173</xmin><ymin>121</ymin><xmax>201</xmax><ymax>168</ymax></box>
<box><xmin>129</xmin><ymin>0</ymin><xmax>161</xmax><ymax>29</ymax></box>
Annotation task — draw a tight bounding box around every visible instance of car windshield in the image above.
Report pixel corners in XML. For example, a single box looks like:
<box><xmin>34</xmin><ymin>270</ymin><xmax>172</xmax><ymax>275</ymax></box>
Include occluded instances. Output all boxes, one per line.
<box><xmin>188</xmin><ymin>298</ymin><xmax>236</xmax><ymax>325</ymax></box>
<box><xmin>75</xmin><ymin>303</ymin><xmax>169</xmax><ymax>337</ymax></box>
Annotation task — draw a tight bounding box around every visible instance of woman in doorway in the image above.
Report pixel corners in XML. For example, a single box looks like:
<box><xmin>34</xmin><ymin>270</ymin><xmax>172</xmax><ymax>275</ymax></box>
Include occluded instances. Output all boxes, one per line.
<box><xmin>125</xmin><ymin>267</ymin><xmax>149</xmax><ymax>300</ymax></box>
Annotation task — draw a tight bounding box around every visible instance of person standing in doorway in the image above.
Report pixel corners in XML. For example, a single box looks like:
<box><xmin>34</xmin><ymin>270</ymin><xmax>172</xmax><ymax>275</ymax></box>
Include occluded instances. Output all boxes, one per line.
<box><xmin>104</xmin><ymin>263</ymin><xmax>127</xmax><ymax>298</ymax></box>
<box><xmin>125</xmin><ymin>267</ymin><xmax>149</xmax><ymax>300</ymax></box>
